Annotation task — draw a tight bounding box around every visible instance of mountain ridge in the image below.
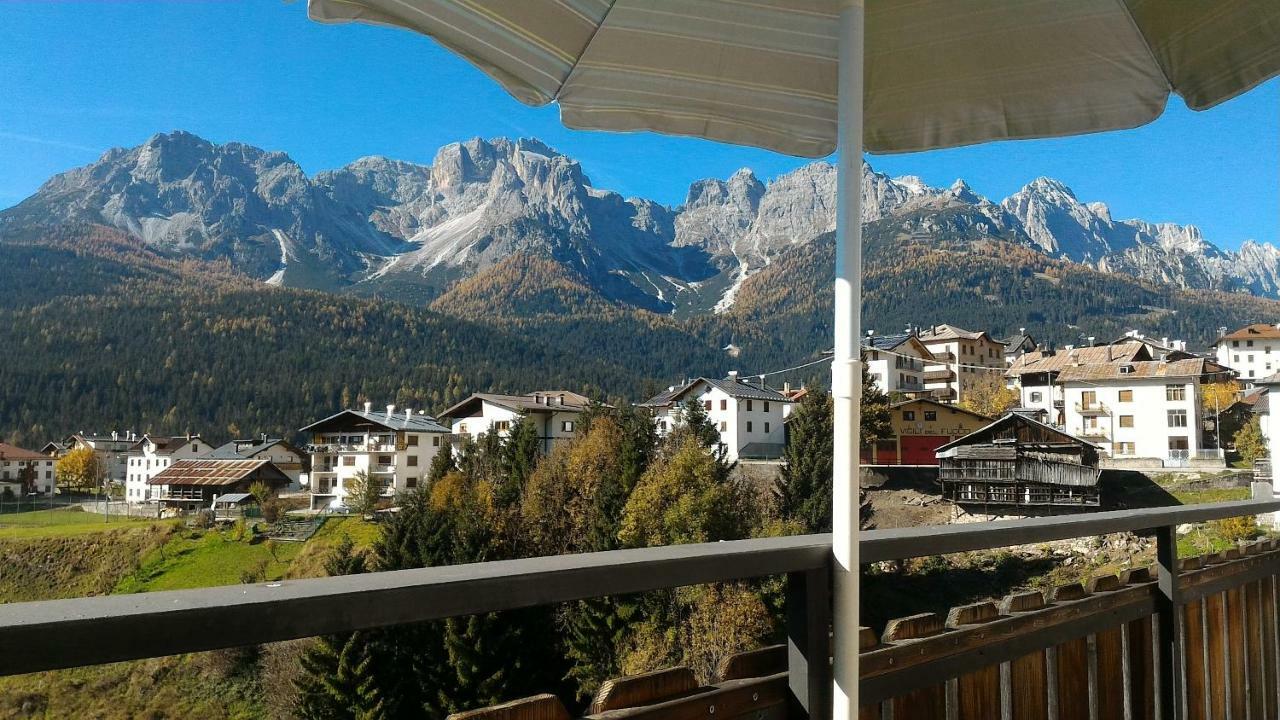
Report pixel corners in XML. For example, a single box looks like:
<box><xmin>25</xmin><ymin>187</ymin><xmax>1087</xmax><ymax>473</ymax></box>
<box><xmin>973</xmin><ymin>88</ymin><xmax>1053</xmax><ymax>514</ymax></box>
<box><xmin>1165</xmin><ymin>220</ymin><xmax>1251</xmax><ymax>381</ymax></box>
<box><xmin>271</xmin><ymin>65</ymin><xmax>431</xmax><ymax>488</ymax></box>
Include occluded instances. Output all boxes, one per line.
<box><xmin>2</xmin><ymin>130</ymin><xmax>1277</xmax><ymax>314</ymax></box>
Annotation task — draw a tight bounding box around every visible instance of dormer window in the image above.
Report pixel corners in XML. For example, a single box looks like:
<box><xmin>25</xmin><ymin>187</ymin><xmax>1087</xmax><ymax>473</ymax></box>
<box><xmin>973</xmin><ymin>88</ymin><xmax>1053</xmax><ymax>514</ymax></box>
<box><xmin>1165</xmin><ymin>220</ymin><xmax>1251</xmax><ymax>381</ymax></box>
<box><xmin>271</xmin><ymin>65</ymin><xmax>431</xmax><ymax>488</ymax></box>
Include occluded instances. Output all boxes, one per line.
<box><xmin>1119</xmin><ymin>365</ymin><xmax>1135</xmax><ymax>374</ymax></box>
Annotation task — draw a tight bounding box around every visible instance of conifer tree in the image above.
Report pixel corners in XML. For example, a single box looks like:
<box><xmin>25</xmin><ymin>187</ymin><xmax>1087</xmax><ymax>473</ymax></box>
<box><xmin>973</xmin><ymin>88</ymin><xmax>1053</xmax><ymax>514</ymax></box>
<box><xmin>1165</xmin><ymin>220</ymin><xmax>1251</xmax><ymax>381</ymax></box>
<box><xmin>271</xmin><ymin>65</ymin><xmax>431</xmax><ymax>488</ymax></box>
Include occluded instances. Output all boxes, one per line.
<box><xmin>426</xmin><ymin>442</ymin><xmax>456</xmax><ymax>485</ymax></box>
<box><xmin>776</xmin><ymin>391</ymin><xmax>834</xmax><ymax>533</ymax></box>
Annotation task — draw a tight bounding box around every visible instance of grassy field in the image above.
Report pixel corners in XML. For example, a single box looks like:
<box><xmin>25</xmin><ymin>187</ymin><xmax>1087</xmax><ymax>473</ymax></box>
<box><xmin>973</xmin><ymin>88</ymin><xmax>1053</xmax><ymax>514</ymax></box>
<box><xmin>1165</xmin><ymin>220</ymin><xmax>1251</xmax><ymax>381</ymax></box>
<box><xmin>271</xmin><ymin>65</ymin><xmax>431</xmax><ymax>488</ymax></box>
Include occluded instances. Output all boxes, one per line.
<box><xmin>0</xmin><ymin>507</ymin><xmax>157</xmax><ymax>540</ymax></box>
<box><xmin>0</xmin><ymin>509</ymin><xmax>381</xmax><ymax>719</ymax></box>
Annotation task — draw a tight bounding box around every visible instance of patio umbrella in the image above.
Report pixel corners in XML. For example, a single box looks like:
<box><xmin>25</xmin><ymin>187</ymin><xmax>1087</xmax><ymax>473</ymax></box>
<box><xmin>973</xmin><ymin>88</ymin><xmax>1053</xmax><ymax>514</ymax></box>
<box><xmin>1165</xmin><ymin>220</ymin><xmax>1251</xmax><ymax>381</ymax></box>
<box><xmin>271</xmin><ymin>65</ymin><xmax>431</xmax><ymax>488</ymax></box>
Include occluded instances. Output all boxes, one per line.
<box><xmin>308</xmin><ymin>0</ymin><xmax>1280</xmax><ymax>716</ymax></box>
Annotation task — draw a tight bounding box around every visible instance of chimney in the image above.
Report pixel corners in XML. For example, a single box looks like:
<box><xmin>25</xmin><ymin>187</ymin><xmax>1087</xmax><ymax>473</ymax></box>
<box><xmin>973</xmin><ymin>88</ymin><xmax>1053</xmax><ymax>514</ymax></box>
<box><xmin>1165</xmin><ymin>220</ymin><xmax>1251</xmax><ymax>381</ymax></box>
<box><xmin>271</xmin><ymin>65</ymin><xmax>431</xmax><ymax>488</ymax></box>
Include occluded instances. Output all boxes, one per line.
<box><xmin>405</xmin><ymin>408</ymin><xmax>413</xmax><ymax>422</ymax></box>
<box><xmin>1087</xmin><ymin>336</ymin><xmax>1095</xmax><ymax>347</ymax></box>
<box><xmin>112</xmin><ymin>430</ymin><xmax>118</xmax><ymax>441</ymax></box>
<box><xmin>728</xmin><ymin>370</ymin><xmax>739</xmax><ymax>380</ymax></box>
<box><xmin>1019</xmin><ymin>327</ymin><xmax>1026</xmax><ymax>335</ymax></box>
<box><xmin>386</xmin><ymin>404</ymin><xmax>396</xmax><ymax>417</ymax></box>
<box><xmin>363</xmin><ymin>401</ymin><xmax>372</xmax><ymax>413</ymax></box>
<box><xmin>261</xmin><ymin>432</ymin><xmax>267</xmax><ymax>443</ymax></box>
<box><xmin>784</xmin><ymin>381</ymin><xmax>791</xmax><ymax>393</ymax></box>
<box><xmin>1161</xmin><ymin>337</ymin><xmax>1169</xmax><ymax>348</ymax></box>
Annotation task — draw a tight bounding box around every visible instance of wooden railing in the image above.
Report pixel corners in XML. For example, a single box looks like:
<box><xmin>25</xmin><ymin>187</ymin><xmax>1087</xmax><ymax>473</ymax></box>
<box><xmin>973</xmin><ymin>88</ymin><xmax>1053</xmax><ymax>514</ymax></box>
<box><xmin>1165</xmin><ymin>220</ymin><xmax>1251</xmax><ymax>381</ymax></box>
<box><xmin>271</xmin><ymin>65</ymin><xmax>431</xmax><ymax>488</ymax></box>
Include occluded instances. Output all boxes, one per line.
<box><xmin>0</xmin><ymin>488</ymin><xmax>1276</xmax><ymax>720</ymax></box>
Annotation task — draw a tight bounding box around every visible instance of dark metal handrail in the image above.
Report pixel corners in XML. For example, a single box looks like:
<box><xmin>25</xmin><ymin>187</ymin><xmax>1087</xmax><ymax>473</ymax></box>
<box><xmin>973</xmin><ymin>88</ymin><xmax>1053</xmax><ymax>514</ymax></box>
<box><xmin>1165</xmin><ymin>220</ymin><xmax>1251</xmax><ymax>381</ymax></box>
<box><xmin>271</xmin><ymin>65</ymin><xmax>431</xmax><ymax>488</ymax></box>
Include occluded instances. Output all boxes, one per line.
<box><xmin>0</xmin><ymin>492</ymin><xmax>1276</xmax><ymax>719</ymax></box>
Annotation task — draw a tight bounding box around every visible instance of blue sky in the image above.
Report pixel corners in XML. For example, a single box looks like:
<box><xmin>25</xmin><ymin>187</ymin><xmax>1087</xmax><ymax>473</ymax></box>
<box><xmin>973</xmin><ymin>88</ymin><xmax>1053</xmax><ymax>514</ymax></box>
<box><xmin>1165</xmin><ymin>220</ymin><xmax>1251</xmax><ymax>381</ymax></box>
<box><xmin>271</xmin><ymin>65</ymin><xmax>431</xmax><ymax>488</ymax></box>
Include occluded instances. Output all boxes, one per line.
<box><xmin>2</xmin><ymin>2</ymin><xmax>1276</xmax><ymax>249</ymax></box>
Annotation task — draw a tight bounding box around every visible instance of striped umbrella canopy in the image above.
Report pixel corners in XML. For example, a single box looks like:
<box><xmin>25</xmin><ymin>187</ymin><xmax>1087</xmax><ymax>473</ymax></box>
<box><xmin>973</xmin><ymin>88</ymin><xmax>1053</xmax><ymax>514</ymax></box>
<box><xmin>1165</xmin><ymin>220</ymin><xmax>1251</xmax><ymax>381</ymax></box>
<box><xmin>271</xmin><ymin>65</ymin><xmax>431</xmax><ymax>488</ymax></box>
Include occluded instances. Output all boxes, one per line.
<box><xmin>307</xmin><ymin>1</ymin><xmax>1280</xmax><ymax>717</ymax></box>
<box><xmin>308</xmin><ymin>0</ymin><xmax>1280</xmax><ymax>157</ymax></box>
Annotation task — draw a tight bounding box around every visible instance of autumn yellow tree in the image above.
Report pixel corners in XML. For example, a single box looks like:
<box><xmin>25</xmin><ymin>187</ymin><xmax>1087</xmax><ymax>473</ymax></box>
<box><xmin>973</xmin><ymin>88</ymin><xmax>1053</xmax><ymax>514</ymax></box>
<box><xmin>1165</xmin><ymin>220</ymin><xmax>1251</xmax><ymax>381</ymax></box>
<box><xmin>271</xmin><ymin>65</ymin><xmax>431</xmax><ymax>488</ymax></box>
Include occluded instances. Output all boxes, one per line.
<box><xmin>958</xmin><ymin>373</ymin><xmax>1018</xmax><ymax>419</ymax></box>
<box><xmin>1201</xmin><ymin>380</ymin><xmax>1241</xmax><ymax>415</ymax></box>
<box><xmin>1235</xmin><ymin>417</ymin><xmax>1266</xmax><ymax>466</ymax></box>
<box><xmin>55</xmin><ymin>446</ymin><xmax>101</xmax><ymax>493</ymax></box>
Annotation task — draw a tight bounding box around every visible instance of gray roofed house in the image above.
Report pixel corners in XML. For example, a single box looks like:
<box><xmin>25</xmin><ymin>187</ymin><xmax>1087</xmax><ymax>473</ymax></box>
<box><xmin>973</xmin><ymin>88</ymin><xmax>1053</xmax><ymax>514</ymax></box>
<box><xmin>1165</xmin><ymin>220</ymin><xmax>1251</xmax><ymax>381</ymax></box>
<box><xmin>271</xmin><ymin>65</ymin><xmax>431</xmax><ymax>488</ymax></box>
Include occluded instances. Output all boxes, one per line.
<box><xmin>439</xmin><ymin>391</ymin><xmax>600</xmax><ymax>455</ymax></box>
<box><xmin>641</xmin><ymin>373</ymin><xmax>793</xmax><ymax>462</ymax></box>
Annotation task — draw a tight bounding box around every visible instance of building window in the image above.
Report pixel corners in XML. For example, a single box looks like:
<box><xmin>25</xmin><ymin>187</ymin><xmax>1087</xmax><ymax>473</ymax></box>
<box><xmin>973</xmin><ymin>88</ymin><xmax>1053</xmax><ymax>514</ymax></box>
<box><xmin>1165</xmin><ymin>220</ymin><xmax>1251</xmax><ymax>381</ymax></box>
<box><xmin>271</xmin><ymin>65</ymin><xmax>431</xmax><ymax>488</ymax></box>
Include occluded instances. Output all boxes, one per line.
<box><xmin>720</xmin><ymin>399</ymin><xmax>727</xmax><ymax>411</ymax></box>
<box><xmin>406</xmin><ymin>477</ymin><xmax>418</xmax><ymax>488</ymax></box>
<box><xmin>377</xmin><ymin>455</ymin><xmax>392</xmax><ymax>466</ymax></box>
<box><xmin>432</xmin><ymin>436</ymin><xmax>440</xmax><ymax>447</ymax></box>
<box><xmin>1116</xmin><ymin>442</ymin><xmax>1136</xmax><ymax>455</ymax></box>
<box><xmin>1030</xmin><ymin>391</ymin><xmax>1043</xmax><ymax>403</ymax></box>
<box><xmin>342</xmin><ymin>456</ymin><xmax>355</xmax><ymax>466</ymax></box>
<box><xmin>719</xmin><ymin>421</ymin><xmax>727</xmax><ymax>432</ymax></box>
<box><xmin>747</xmin><ymin>421</ymin><xmax>753</xmax><ymax>432</ymax></box>
<box><xmin>924</xmin><ymin>411</ymin><xmax>937</xmax><ymax>421</ymax></box>
<box><xmin>704</xmin><ymin>400</ymin><xmax>712</xmax><ymax>411</ymax></box>
<box><xmin>494</xmin><ymin>421</ymin><xmax>511</xmax><ymax>432</ymax></box>
<box><xmin>1248</xmin><ymin>340</ymin><xmax>1254</xmax><ymax>347</ymax></box>
<box><xmin>1233</xmin><ymin>340</ymin><xmax>1240</xmax><ymax>347</ymax></box>
<box><xmin>407</xmin><ymin>456</ymin><xmax>418</xmax><ymax>467</ymax></box>
<box><xmin>1166</xmin><ymin>385</ymin><xmax>1186</xmax><ymax>402</ymax></box>
<box><xmin>459</xmin><ymin>423</ymin><xmax>468</xmax><ymax>434</ymax></box>
<box><xmin>659</xmin><ymin>421</ymin><xmax>668</xmax><ymax>432</ymax></box>
<box><xmin>407</xmin><ymin>436</ymin><xmax>419</xmax><ymax>446</ymax></box>
<box><xmin>1119</xmin><ymin>415</ymin><xmax>1135</xmax><ymax>428</ymax></box>
<box><xmin>1168</xmin><ymin>436</ymin><xmax>1189</xmax><ymax>451</ymax></box>
<box><xmin>764</xmin><ymin>401</ymin><xmax>771</xmax><ymax>412</ymax></box>
<box><xmin>1118</xmin><ymin>390</ymin><xmax>1133</xmax><ymax>402</ymax></box>
<box><xmin>903</xmin><ymin>411</ymin><xmax>916</xmax><ymax>421</ymax></box>
<box><xmin>561</xmin><ymin>421</ymin><xmax>575</xmax><ymax>433</ymax></box>
<box><xmin>1081</xmin><ymin>390</ymin><xmax>1097</xmax><ymax>407</ymax></box>
<box><xmin>746</xmin><ymin>400</ymin><xmax>753</xmax><ymax>411</ymax></box>
<box><xmin>1167</xmin><ymin>410</ymin><xmax>1187</xmax><ymax>427</ymax></box>
<box><xmin>764</xmin><ymin>422</ymin><xmax>771</xmax><ymax>433</ymax></box>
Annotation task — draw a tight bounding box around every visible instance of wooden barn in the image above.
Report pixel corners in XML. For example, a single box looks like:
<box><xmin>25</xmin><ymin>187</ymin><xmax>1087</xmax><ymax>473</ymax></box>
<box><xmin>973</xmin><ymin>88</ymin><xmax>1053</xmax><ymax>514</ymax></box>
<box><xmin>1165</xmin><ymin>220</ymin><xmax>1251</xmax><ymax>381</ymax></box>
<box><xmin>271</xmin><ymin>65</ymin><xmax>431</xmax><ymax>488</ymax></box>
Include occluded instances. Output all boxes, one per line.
<box><xmin>935</xmin><ymin>412</ymin><xmax>1102</xmax><ymax>508</ymax></box>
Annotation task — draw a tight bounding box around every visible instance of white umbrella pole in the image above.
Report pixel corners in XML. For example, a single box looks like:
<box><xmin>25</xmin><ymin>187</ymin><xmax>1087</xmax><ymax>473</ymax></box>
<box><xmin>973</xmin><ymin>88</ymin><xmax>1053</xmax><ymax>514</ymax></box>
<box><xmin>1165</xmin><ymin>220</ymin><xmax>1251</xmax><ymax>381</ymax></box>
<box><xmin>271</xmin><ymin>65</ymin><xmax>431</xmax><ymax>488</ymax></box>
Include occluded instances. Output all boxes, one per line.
<box><xmin>832</xmin><ymin>1</ymin><xmax>864</xmax><ymax>718</ymax></box>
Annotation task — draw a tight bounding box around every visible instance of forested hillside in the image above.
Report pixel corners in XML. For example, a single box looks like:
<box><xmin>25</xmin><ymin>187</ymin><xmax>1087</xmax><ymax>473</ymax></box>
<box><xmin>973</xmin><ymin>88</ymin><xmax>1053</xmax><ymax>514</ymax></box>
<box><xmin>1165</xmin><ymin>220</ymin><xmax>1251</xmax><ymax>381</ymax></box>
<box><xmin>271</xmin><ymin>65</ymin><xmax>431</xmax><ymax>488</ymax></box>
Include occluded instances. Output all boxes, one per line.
<box><xmin>0</xmin><ymin>226</ymin><xmax>730</xmax><ymax>447</ymax></box>
<box><xmin>2</xmin><ymin>221</ymin><xmax>1278</xmax><ymax>448</ymax></box>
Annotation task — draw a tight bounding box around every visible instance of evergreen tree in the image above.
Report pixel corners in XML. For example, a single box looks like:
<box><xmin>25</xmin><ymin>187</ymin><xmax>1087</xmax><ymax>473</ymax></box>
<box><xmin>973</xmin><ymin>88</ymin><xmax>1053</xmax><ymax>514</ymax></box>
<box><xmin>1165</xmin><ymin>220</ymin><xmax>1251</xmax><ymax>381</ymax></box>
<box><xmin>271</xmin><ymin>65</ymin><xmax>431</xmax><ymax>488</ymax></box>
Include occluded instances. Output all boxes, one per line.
<box><xmin>295</xmin><ymin>536</ymin><xmax>388</xmax><ymax>720</ymax></box>
<box><xmin>860</xmin><ymin>362</ymin><xmax>892</xmax><ymax>446</ymax></box>
<box><xmin>499</xmin><ymin>414</ymin><xmax>542</xmax><ymax>509</ymax></box>
<box><xmin>426</xmin><ymin>442</ymin><xmax>456</xmax><ymax>485</ymax></box>
<box><xmin>776</xmin><ymin>391</ymin><xmax>834</xmax><ymax>533</ymax></box>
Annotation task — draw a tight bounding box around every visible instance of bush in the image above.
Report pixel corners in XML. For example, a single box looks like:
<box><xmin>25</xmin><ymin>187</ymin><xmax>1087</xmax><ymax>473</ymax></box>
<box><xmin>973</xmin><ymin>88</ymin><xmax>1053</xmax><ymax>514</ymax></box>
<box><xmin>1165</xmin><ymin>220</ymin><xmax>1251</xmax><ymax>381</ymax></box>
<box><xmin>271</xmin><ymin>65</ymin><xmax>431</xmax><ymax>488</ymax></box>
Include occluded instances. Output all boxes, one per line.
<box><xmin>261</xmin><ymin>499</ymin><xmax>282</xmax><ymax>524</ymax></box>
<box><xmin>1214</xmin><ymin>515</ymin><xmax>1259</xmax><ymax>543</ymax></box>
<box><xmin>192</xmin><ymin>509</ymin><xmax>215</xmax><ymax>529</ymax></box>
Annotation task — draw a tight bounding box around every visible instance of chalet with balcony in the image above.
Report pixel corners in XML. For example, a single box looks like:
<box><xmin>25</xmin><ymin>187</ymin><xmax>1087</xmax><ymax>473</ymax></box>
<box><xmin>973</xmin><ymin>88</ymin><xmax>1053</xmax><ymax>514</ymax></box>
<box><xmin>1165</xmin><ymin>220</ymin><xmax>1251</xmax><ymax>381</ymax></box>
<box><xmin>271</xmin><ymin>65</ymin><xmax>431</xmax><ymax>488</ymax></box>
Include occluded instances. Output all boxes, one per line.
<box><xmin>300</xmin><ymin>403</ymin><xmax>451</xmax><ymax>510</ymax></box>
<box><xmin>641</xmin><ymin>373</ymin><xmax>792</xmax><ymax>461</ymax></box>
<box><xmin>918</xmin><ymin>324</ymin><xmax>1006</xmax><ymax>403</ymax></box>
<box><xmin>936</xmin><ymin>413</ymin><xmax>1103</xmax><ymax>508</ymax></box>
<box><xmin>1006</xmin><ymin>340</ymin><xmax>1151</xmax><ymax>426</ymax></box>
<box><xmin>147</xmin><ymin>458</ymin><xmax>290</xmax><ymax>511</ymax></box>
<box><xmin>1000</xmin><ymin>329</ymin><xmax>1037</xmax><ymax>367</ymax></box>
<box><xmin>1058</xmin><ymin>358</ymin><xmax>1234</xmax><ymax>465</ymax></box>
<box><xmin>0</xmin><ymin>443</ymin><xmax>55</xmax><ymax>495</ymax></box>
<box><xmin>440</xmin><ymin>390</ymin><xmax>594</xmax><ymax>454</ymax></box>
<box><xmin>861</xmin><ymin>332</ymin><xmax>930</xmax><ymax>396</ymax></box>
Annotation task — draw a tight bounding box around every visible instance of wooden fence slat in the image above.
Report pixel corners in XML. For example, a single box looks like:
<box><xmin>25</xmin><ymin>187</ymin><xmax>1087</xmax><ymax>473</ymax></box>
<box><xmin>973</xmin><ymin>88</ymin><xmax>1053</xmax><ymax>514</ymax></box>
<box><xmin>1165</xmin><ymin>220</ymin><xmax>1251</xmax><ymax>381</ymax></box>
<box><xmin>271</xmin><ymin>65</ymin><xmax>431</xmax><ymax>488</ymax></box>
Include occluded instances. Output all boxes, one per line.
<box><xmin>1224</xmin><ymin>585</ymin><xmax>1247</xmax><ymax>720</ymax></box>
<box><xmin>946</xmin><ymin>602</ymin><xmax>1001</xmax><ymax>720</ymax></box>
<box><xmin>1183</xmin><ymin>598</ymin><xmax>1208</xmax><ymax>720</ymax></box>
<box><xmin>1087</xmin><ymin>573</ymin><xmax>1126</xmax><ymax>720</ymax></box>
<box><xmin>1000</xmin><ymin>590</ymin><xmax>1048</xmax><ymax>720</ymax></box>
<box><xmin>882</xmin><ymin>613</ymin><xmax>947</xmax><ymax>719</ymax></box>
<box><xmin>1206</xmin><ymin>592</ymin><xmax>1229</xmax><ymax>720</ymax></box>
<box><xmin>1262</xmin><ymin>575</ymin><xmax>1278</xmax><ymax>720</ymax></box>
<box><xmin>447</xmin><ymin>694</ymin><xmax>570</xmax><ymax>720</ymax></box>
<box><xmin>1045</xmin><ymin>583</ymin><xmax>1092</xmax><ymax>720</ymax></box>
<box><xmin>717</xmin><ymin>644</ymin><xmax>786</xmax><ymax>682</ymax></box>
<box><xmin>1246</xmin><ymin>579</ymin><xmax>1265</xmax><ymax>720</ymax></box>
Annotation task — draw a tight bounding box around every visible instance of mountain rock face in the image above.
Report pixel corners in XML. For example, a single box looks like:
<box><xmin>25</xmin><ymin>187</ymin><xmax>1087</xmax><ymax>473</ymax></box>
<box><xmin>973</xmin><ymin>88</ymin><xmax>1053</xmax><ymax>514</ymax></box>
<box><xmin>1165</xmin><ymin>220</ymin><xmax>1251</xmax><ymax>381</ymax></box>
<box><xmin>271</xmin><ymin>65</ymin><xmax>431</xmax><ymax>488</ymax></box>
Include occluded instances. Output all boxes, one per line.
<box><xmin>3</xmin><ymin>131</ymin><xmax>1277</xmax><ymax>313</ymax></box>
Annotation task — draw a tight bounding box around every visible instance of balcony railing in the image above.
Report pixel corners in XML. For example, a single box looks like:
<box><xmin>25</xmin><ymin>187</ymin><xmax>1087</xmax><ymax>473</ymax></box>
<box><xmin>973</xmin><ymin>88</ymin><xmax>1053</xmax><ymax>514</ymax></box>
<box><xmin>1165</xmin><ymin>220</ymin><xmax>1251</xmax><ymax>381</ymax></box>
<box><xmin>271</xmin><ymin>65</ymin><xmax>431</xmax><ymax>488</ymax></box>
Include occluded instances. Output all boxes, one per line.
<box><xmin>1074</xmin><ymin>401</ymin><xmax>1110</xmax><ymax>416</ymax></box>
<box><xmin>0</xmin><ymin>489</ymin><xmax>1276</xmax><ymax>719</ymax></box>
<box><xmin>157</xmin><ymin>489</ymin><xmax>205</xmax><ymax>502</ymax></box>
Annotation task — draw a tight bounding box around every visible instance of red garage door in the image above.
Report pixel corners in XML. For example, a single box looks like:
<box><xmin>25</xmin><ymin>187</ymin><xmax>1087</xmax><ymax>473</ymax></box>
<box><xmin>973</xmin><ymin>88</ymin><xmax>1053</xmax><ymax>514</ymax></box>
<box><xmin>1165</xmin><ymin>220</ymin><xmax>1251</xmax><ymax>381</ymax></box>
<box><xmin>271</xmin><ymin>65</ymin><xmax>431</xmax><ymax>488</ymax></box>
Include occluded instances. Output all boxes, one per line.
<box><xmin>901</xmin><ymin>435</ymin><xmax>949</xmax><ymax>465</ymax></box>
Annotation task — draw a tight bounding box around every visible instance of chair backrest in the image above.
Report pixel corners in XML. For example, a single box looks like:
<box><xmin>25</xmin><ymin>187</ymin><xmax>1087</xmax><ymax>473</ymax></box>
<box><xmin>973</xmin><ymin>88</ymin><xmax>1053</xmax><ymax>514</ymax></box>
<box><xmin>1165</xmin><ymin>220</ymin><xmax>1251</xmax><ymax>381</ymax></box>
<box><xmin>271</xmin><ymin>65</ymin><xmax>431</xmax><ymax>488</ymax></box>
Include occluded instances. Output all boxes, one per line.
<box><xmin>716</xmin><ymin>644</ymin><xmax>787</xmax><ymax>682</ymax></box>
<box><xmin>446</xmin><ymin>694</ymin><xmax>570</xmax><ymax>720</ymax></box>
<box><xmin>590</xmin><ymin>666</ymin><xmax>699</xmax><ymax>714</ymax></box>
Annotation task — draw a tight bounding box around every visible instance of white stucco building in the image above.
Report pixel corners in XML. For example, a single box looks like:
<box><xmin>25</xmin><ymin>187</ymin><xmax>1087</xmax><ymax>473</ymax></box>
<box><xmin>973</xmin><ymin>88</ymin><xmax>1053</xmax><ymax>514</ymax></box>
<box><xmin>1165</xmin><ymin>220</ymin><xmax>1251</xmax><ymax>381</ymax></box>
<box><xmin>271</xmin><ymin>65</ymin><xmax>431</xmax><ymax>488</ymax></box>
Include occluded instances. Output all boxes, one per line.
<box><xmin>0</xmin><ymin>443</ymin><xmax>56</xmax><ymax>495</ymax></box>
<box><xmin>1213</xmin><ymin>324</ymin><xmax>1280</xmax><ymax>384</ymax></box>
<box><xmin>63</xmin><ymin>432</ymin><xmax>136</xmax><ymax>487</ymax></box>
<box><xmin>301</xmin><ymin>404</ymin><xmax>451</xmax><ymax>510</ymax></box>
<box><xmin>640</xmin><ymin>373</ymin><xmax>793</xmax><ymax>461</ymax></box>
<box><xmin>125</xmin><ymin>434</ymin><xmax>208</xmax><ymax>502</ymax></box>
<box><xmin>862</xmin><ymin>332</ymin><xmax>930</xmax><ymax>396</ymax></box>
<box><xmin>1058</xmin><ymin>358</ymin><xmax>1234</xmax><ymax>463</ymax></box>
<box><xmin>1006</xmin><ymin>341</ymin><xmax>1151</xmax><ymax>426</ymax></box>
<box><xmin>440</xmin><ymin>390</ymin><xmax>593</xmax><ymax>454</ymax></box>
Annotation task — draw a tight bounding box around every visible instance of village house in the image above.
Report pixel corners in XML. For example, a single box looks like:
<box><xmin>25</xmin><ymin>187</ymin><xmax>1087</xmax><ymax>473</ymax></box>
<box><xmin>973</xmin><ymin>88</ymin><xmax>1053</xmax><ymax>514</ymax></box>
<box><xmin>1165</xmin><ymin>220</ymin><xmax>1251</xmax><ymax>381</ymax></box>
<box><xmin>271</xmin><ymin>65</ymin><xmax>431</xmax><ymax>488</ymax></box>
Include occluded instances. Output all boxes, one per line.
<box><xmin>1006</xmin><ymin>340</ymin><xmax>1151</xmax><ymax>426</ymax></box>
<box><xmin>148</xmin><ymin>458</ymin><xmax>290</xmax><ymax>512</ymax></box>
<box><xmin>1114</xmin><ymin>331</ymin><xmax>1191</xmax><ymax>360</ymax></box>
<box><xmin>440</xmin><ymin>390</ymin><xmax>593</xmax><ymax>454</ymax></box>
<box><xmin>861</xmin><ymin>332</ymin><xmax>930</xmax><ymax>396</ymax></box>
<box><xmin>125</xmin><ymin>433</ymin><xmax>208</xmax><ymax>503</ymax></box>
<box><xmin>1058</xmin><ymin>357</ymin><xmax>1234</xmax><ymax>465</ymax></box>
<box><xmin>936</xmin><ymin>412</ymin><xmax>1103</xmax><ymax>509</ymax></box>
<box><xmin>863</xmin><ymin>399</ymin><xmax>990</xmax><ymax>465</ymax></box>
<box><xmin>640</xmin><ymin>373</ymin><xmax>792</xmax><ymax>461</ymax></box>
<box><xmin>300</xmin><ymin>403</ymin><xmax>451</xmax><ymax>510</ymax></box>
<box><xmin>1213</xmin><ymin>324</ymin><xmax>1280</xmax><ymax>383</ymax></box>
<box><xmin>0</xmin><ymin>443</ymin><xmax>56</xmax><ymax>495</ymax></box>
<box><xmin>60</xmin><ymin>432</ymin><xmax>136</xmax><ymax>487</ymax></box>
<box><xmin>917</xmin><ymin>324</ymin><xmax>1006</xmax><ymax>403</ymax></box>
<box><xmin>1000</xmin><ymin>329</ymin><xmax>1037</xmax><ymax>367</ymax></box>
<box><xmin>206</xmin><ymin>435</ymin><xmax>308</xmax><ymax>490</ymax></box>
<box><xmin>1254</xmin><ymin>375</ymin><xmax>1278</xmax><ymax>498</ymax></box>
